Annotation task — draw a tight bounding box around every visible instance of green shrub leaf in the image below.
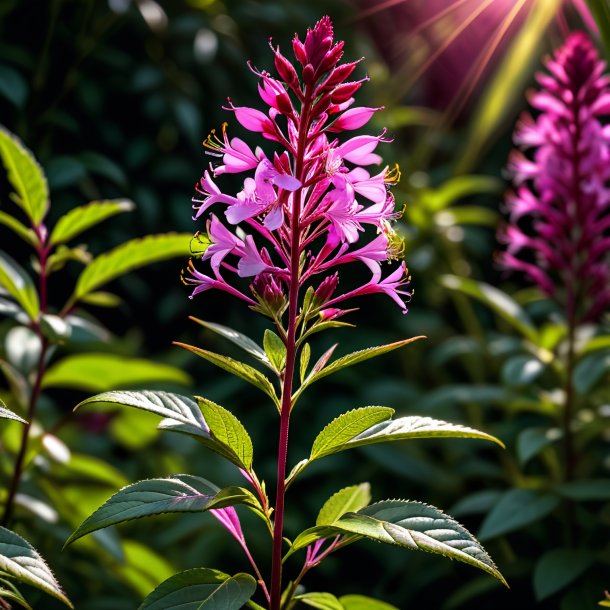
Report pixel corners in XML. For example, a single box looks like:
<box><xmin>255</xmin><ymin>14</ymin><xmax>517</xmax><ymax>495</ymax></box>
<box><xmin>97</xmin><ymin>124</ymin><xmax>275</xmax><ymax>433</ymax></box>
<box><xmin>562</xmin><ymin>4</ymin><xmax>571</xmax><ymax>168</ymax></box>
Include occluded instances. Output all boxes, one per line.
<box><xmin>43</xmin><ymin>354</ymin><xmax>190</xmax><ymax>391</ymax></box>
<box><xmin>66</xmin><ymin>475</ymin><xmax>255</xmax><ymax>545</ymax></box>
<box><xmin>263</xmin><ymin>329</ymin><xmax>286</xmax><ymax>372</ymax></box>
<box><xmin>0</xmin><ymin>527</ymin><xmax>72</xmax><ymax>607</ymax></box>
<box><xmin>533</xmin><ymin>549</ymin><xmax>595</xmax><ymax>600</ymax></box>
<box><xmin>175</xmin><ymin>342</ymin><xmax>279</xmax><ymax>408</ymax></box>
<box><xmin>138</xmin><ymin>568</ymin><xmax>256</xmax><ymax>610</ymax></box>
<box><xmin>290</xmin><ymin>500</ymin><xmax>506</xmax><ymax>585</ymax></box>
<box><xmin>50</xmin><ymin>199</ymin><xmax>134</xmax><ymax>245</ymax></box>
<box><xmin>0</xmin><ymin>400</ymin><xmax>26</xmax><ymax>424</ymax></box>
<box><xmin>317</xmin><ymin>483</ymin><xmax>371</xmax><ymax>526</ymax></box>
<box><xmin>74</xmin><ymin>233</ymin><xmax>194</xmax><ymax>299</ymax></box>
<box><xmin>0</xmin><ymin>211</ymin><xmax>37</xmax><ymax>245</ymax></box>
<box><xmin>295</xmin><ymin>592</ymin><xmax>344</xmax><ymax>609</ymax></box>
<box><xmin>0</xmin><ymin>251</ymin><xmax>40</xmax><ymax>320</ymax></box>
<box><xmin>478</xmin><ymin>489</ymin><xmax>560</xmax><ymax>540</ymax></box>
<box><xmin>440</xmin><ymin>275</ymin><xmax>538</xmax><ymax>343</ymax></box>
<box><xmin>339</xmin><ymin>595</ymin><xmax>398</xmax><ymax>610</ymax></box>
<box><xmin>0</xmin><ymin>127</ymin><xmax>48</xmax><ymax>225</ymax></box>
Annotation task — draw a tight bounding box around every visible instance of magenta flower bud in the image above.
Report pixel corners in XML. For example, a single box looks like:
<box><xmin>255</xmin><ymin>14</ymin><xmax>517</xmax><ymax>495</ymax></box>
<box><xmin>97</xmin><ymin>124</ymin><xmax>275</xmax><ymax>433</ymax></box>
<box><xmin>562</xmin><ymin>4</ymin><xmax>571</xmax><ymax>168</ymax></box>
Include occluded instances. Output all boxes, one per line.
<box><xmin>292</xmin><ymin>37</ymin><xmax>308</xmax><ymax>66</ymax></box>
<box><xmin>327</xmin><ymin>106</ymin><xmax>381</xmax><ymax>132</ymax></box>
<box><xmin>319</xmin><ymin>307</ymin><xmax>344</xmax><ymax>320</ymax></box>
<box><xmin>314</xmin><ymin>272</ymin><xmax>339</xmax><ymax>304</ymax></box>
<box><xmin>318</xmin><ymin>40</ymin><xmax>344</xmax><ymax>75</ymax></box>
<box><xmin>302</xmin><ymin>64</ymin><xmax>315</xmax><ymax>85</ymax></box>
<box><xmin>323</xmin><ymin>60</ymin><xmax>361</xmax><ymax>89</ymax></box>
<box><xmin>251</xmin><ymin>273</ymin><xmax>287</xmax><ymax>317</ymax></box>
<box><xmin>273</xmin><ymin>47</ymin><xmax>299</xmax><ymax>90</ymax></box>
<box><xmin>304</xmin><ymin>16</ymin><xmax>334</xmax><ymax>70</ymax></box>
<box><xmin>501</xmin><ymin>32</ymin><xmax>610</xmax><ymax>323</ymax></box>
<box><xmin>331</xmin><ymin>80</ymin><xmax>364</xmax><ymax>104</ymax></box>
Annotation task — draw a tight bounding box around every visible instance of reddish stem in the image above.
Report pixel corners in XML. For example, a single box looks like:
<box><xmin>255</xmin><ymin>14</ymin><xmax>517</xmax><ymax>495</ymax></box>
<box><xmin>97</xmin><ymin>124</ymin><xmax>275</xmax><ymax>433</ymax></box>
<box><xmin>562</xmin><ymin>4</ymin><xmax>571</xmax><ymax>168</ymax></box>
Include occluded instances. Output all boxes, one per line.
<box><xmin>269</xmin><ymin>88</ymin><xmax>313</xmax><ymax>610</ymax></box>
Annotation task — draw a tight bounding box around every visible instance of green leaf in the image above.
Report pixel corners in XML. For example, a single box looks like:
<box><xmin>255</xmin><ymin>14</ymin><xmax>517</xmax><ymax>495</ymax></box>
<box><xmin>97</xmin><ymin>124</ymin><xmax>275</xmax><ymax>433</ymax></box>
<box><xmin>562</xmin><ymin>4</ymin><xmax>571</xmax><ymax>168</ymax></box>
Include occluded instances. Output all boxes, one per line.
<box><xmin>422</xmin><ymin>175</ymin><xmax>502</xmax><ymax>212</ymax></box>
<box><xmin>40</xmin><ymin>313</ymin><xmax>71</xmax><ymax>342</ymax></box>
<box><xmin>555</xmin><ymin>479</ymin><xmax>610</xmax><ymax>501</ymax></box>
<box><xmin>339</xmin><ymin>595</ymin><xmax>399</xmax><ymax>610</ymax></box>
<box><xmin>299</xmin><ymin>337</ymin><xmax>424</xmax><ymax>394</ymax></box>
<box><xmin>0</xmin><ymin>251</ymin><xmax>40</xmax><ymax>320</ymax></box>
<box><xmin>263</xmin><ymin>329</ymin><xmax>286</xmax><ymax>372</ymax></box>
<box><xmin>517</xmin><ymin>427</ymin><xmax>555</xmax><ymax>466</ymax></box>
<box><xmin>189</xmin><ymin>317</ymin><xmax>272</xmax><ymax>370</ymax></box>
<box><xmin>79</xmin><ymin>291</ymin><xmax>122</xmax><ymax>308</ymax></box>
<box><xmin>49</xmin><ymin>199</ymin><xmax>134</xmax><ymax>245</ymax></box>
<box><xmin>317</xmin><ymin>483</ymin><xmax>371</xmax><ymax>526</ymax></box>
<box><xmin>310</xmin><ymin>407</ymin><xmax>394</xmax><ymax>461</ymax></box>
<box><xmin>138</xmin><ymin>568</ymin><xmax>256</xmax><ymax>610</ymax></box>
<box><xmin>573</xmin><ymin>351</ymin><xmax>610</xmax><ymax>394</ymax></box>
<box><xmin>0</xmin><ymin>399</ymin><xmax>26</xmax><ymax>424</ymax></box>
<box><xmin>435</xmin><ymin>206</ymin><xmax>499</xmax><ymax>228</ymax></box>
<box><xmin>290</xmin><ymin>501</ymin><xmax>506</xmax><ymax>585</ymax></box>
<box><xmin>586</xmin><ymin>0</ymin><xmax>610</xmax><ymax>59</ymax></box>
<box><xmin>300</xmin><ymin>343</ymin><xmax>311</xmax><ymax>382</ymax></box>
<box><xmin>175</xmin><ymin>342</ymin><xmax>279</xmax><ymax>408</ymax></box>
<box><xmin>440</xmin><ymin>275</ymin><xmax>538</xmax><ymax>342</ymax></box>
<box><xmin>0</xmin><ymin>210</ymin><xmax>37</xmax><ymax>245</ymax></box>
<box><xmin>74</xmin><ymin>233</ymin><xmax>194</xmax><ymax>299</ymax></box>
<box><xmin>66</xmin><ymin>475</ymin><xmax>255</xmax><ymax>545</ymax></box>
<box><xmin>0</xmin><ymin>126</ymin><xmax>48</xmax><ymax>225</ymax></box>
<box><xmin>533</xmin><ymin>549</ymin><xmax>595</xmax><ymax>600</ymax></box>
<box><xmin>295</xmin><ymin>592</ymin><xmax>344</xmax><ymax>610</ymax></box>
<box><xmin>0</xmin><ymin>578</ymin><xmax>33</xmax><ymax>610</ymax></box>
<box><xmin>0</xmin><ymin>526</ymin><xmax>72</xmax><ymax>607</ymax></box>
<box><xmin>311</xmin><ymin>411</ymin><xmax>503</xmax><ymax>462</ymax></box>
<box><xmin>197</xmin><ymin>396</ymin><xmax>253</xmax><ymax>471</ymax></box>
<box><xmin>43</xmin><ymin>354</ymin><xmax>190</xmax><ymax>391</ymax></box>
<box><xmin>478</xmin><ymin>489</ymin><xmax>560</xmax><ymax>541</ymax></box>
<box><xmin>455</xmin><ymin>0</ymin><xmax>561</xmax><ymax>172</ymax></box>
<box><xmin>501</xmin><ymin>355</ymin><xmax>544</xmax><ymax>387</ymax></box>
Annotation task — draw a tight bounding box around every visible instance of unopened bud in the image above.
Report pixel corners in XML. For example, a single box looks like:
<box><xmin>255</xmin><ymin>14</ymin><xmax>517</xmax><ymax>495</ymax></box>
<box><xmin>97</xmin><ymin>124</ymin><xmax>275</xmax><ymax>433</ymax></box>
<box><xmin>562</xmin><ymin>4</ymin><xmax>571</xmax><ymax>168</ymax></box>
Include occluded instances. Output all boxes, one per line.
<box><xmin>251</xmin><ymin>273</ymin><xmax>287</xmax><ymax>317</ymax></box>
<box><xmin>274</xmin><ymin>50</ymin><xmax>299</xmax><ymax>89</ymax></box>
<box><xmin>314</xmin><ymin>272</ymin><xmax>339</xmax><ymax>304</ymax></box>
<box><xmin>331</xmin><ymin>80</ymin><xmax>363</xmax><ymax>104</ymax></box>
<box><xmin>302</xmin><ymin>64</ymin><xmax>315</xmax><ymax>85</ymax></box>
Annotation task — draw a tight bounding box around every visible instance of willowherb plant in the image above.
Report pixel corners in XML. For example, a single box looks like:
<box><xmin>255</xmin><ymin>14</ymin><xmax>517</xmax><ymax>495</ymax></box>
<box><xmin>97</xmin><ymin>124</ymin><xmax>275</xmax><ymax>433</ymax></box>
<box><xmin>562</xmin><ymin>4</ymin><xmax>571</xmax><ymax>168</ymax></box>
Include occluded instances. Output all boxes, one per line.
<box><xmin>69</xmin><ymin>17</ymin><xmax>506</xmax><ymax>609</ymax></box>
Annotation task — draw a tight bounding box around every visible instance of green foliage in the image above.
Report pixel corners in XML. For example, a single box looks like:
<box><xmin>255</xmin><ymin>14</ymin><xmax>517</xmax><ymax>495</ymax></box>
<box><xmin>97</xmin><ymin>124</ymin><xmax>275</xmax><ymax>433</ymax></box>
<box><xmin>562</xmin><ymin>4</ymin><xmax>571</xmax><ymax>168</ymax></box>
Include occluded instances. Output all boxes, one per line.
<box><xmin>0</xmin><ymin>251</ymin><xmax>40</xmax><ymax>320</ymax></box>
<box><xmin>0</xmin><ymin>400</ymin><xmax>26</xmax><ymax>423</ymax></box>
<box><xmin>139</xmin><ymin>568</ymin><xmax>257</xmax><ymax>610</ymax></box>
<box><xmin>0</xmin><ymin>527</ymin><xmax>72</xmax><ymax>607</ymax></box>
<box><xmin>316</xmin><ymin>484</ymin><xmax>371</xmax><ymax>526</ymax></box>
<box><xmin>533</xmin><ymin>549</ymin><xmax>595</xmax><ymax>601</ymax></box>
<box><xmin>264</xmin><ymin>329</ymin><xmax>287</xmax><ymax>373</ymax></box>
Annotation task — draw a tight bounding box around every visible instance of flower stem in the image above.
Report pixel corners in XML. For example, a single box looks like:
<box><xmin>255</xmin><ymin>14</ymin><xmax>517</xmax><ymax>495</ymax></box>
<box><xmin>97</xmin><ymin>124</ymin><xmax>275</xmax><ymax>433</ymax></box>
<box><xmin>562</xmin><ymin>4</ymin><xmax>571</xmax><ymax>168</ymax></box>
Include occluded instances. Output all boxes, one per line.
<box><xmin>2</xmin><ymin>229</ymin><xmax>49</xmax><ymax>527</ymax></box>
<box><xmin>270</xmin><ymin>88</ymin><xmax>313</xmax><ymax>610</ymax></box>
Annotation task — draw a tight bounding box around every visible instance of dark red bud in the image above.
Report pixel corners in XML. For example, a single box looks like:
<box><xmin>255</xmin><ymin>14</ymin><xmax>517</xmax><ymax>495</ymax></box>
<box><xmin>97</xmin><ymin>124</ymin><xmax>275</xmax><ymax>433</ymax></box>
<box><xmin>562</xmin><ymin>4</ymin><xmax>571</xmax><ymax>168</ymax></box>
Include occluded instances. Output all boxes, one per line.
<box><xmin>312</xmin><ymin>91</ymin><xmax>332</xmax><ymax>114</ymax></box>
<box><xmin>314</xmin><ymin>273</ymin><xmax>339</xmax><ymax>303</ymax></box>
<box><xmin>302</xmin><ymin>64</ymin><xmax>315</xmax><ymax>84</ymax></box>
<box><xmin>318</xmin><ymin>41</ymin><xmax>344</xmax><ymax>74</ymax></box>
<box><xmin>274</xmin><ymin>50</ymin><xmax>299</xmax><ymax>89</ymax></box>
<box><xmin>331</xmin><ymin>80</ymin><xmax>362</xmax><ymax>104</ymax></box>
<box><xmin>324</xmin><ymin>60</ymin><xmax>360</xmax><ymax>89</ymax></box>
<box><xmin>292</xmin><ymin>36</ymin><xmax>308</xmax><ymax>66</ymax></box>
<box><xmin>276</xmin><ymin>91</ymin><xmax>293</xmax><ymax>115</ymax></box>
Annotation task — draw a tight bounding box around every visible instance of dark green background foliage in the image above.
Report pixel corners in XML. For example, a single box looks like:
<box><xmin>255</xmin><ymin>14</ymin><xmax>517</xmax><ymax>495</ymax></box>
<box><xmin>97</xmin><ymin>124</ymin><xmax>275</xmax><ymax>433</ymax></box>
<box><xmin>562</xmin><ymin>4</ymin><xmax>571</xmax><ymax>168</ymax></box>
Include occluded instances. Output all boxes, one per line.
<box><xmin>1</xmin><ymin>0</ymin><xmax>609</xmax><ymax>608</ymax></box>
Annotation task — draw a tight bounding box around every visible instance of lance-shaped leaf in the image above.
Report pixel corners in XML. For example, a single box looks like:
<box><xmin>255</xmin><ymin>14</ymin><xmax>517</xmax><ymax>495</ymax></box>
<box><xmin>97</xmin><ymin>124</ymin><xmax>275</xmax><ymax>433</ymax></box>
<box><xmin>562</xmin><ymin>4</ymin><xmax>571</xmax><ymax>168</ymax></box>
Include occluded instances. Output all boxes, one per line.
<box><xmin>73</xmin><ymin>233</ymin><xmax>195</xmax><ymax>300</ymax></box>
<box><xmin>339</xmin><ymin>595</ymin><xmax>398</xmax><ymax>610</ymax></box>
<box><xmin>0</xmin><ymin>578</ymin><xmax>33</xmax><ymax>610</ymax></box>
<box><xmin>138</xmin><ymin>568</ymin><xmax>256</xmax><ymax>610</ymax></box>
<box><xmin>317</xmin><ymin>484</ymin><xmax>371</xmax><ymax>526</ymax></box>
<box><xmin>175</xmin><ymin>342</ymin><xmax>279</xmax><ymax>408</ymax></box>
<box><xmin>0</xmin><ymin>127</ymin><xmax>48</xmax><ymax>225</ymax></box>
<box><xmin>0</xmin><ymin>526</ymin><xmax>72</xmax><ymax>607</ymax></box>
<box><xmin>0</xmin><ymin>399</ymin><xmax>26</xmax><ymax>424</ymax></box>
<box><xmin>50</xmin><ymin>199</ymin><xmax>135</xmax><ymax>245</ymax></box>
<box><xmin>288</xmin><ymin>501</ymin><xmax>506</xmax><ymax>586</ymax></box>
<box><xmin>440</xmin><ymin>275</ymin><xmax>538</xmax><ymax>343</ymax></box>
<box><xmin>66</xmin><ymin>475</ymin><xmax>258</xmax><ymax>546</ymax></box>
<box><xmin>0</xmin><ymin>252</ymin><xmax>39</xmax><ymax>320</ymax></box>
<box><xmin>0</xmin><ymin>211</ymin><xmax>37</xmax><ymax>246</ymax></box>
<box><xmin>297</xmin><ymin>337</ymin><xmax>424</xmax><ymax>398</ymax></box>
<box><xmin>190</xmin><ymin>317</ymin><xmax>272</xmax><ymax>370</ymax></box>
<box><xmin>295</xmin><ymin>592</ymin><xmax>343</xmax><ymax>610</ymax></box>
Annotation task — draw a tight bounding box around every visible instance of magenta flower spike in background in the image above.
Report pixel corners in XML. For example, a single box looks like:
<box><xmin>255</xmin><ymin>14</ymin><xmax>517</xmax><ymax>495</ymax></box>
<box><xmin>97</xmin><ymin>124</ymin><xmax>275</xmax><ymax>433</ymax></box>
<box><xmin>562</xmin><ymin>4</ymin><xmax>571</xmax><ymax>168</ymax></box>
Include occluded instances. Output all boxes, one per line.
<box><xmin>502</xmin><ymin>32</ymin><xmax>610</xmax><ymax>324</ymax></box>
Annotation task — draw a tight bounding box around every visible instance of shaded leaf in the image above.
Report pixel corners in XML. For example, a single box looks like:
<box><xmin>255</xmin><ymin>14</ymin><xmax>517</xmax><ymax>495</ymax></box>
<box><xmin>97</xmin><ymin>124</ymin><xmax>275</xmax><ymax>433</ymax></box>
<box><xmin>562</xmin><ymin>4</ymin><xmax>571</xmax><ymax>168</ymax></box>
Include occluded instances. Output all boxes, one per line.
<box><xmin>290</xmin><ymin>501</ymin><xmax>506</xmax><ymax>585</ymax></box>
<box><xmin>555</xmin><ymin>479</ymin><xmax>610</xmax><ymax>501</ymax></box>
<box><xmin>74</xmin><ymin>233</ymin><xmax>194</xmax><ymax>299</ymax></box>
<box><xmin>300</xmin><ymin>343</ymin><xmax>311</xmax><ymax>382</ymax></box>
<box><xmin>0</xmin><ymin>526</ymin><xmax>72</xmax><ymax>607</ymax></box>
<box><xmin>0</xmin><ymin>399</ymin><xmax>26</xmax><ymax>424</ymax></box>
<box><xmin>138</xmin><ymin>568</ymin><xmax>256</xmax><ymax>610</ymax></box>
<box><xmin>190</xmin><ymin>317</ymin><xmax>272</xmax><ymax>369</ymax></box>
<box><xmin>79</xmin><ymin>291</ymin><xmax>122</xmax><ymax>308</ymax></box>
<box><xmin>501</xmin><ymin>355</ymin><xmax>544</xmax><ymax>386</ymax></box>
<box><xmin>43</xmin><ymin>354</ymin><xmax>190</xmax><ymax>391</ymax></box>
<box><xmin>517</xmin><ymin>427</ymin><xmax>556</xmax><ymax>466</ymax></box>
<box><xmin>440</xmin><ymin>275</ymin><xmax>538</xmax><ymax>342</ymax></box>
<box><xmin>0</xmin><ymin>251</ymin><xmax>40</xmax><ymax>320</ymax></box>
<box><xmin>50</xmin><ymin>199</ymin><xmax>134</xmax><ymax>245</ymax></box>
<box><xmin>0</xmin><ymin>578</ymin><xmax>33</xmax><ymax>610</ymax></box>
<box><xmin>478</xmin><ymin>489</ymin><xmax>560</xmax><ymax>540</ymax></box>
<box><xmin>534</xmin><ymin>549</ymin><xmax>594</xmax><ymax>600</ymax></box>
<box><xmin>573</xmin><ymin>351</ymin><xmax>610</xmax><ymax>394</ymax></box>
<box><xmin>0</xmin><ymin>211</ymin><xmax>37</xmax><ymax>245</ymax></box>
<box><xmin>317</xmin><ymin>483</ymin><xmax>371</xmax><ymax>526</ymax></box>
<box><xmin>0</xmin><ymin>126</ymin><xmax>48</xmax><ymax>224</ymax></box>
<box><xmin>66</xmin><ymin>475</ymin><xmax>256</xmax><ymax>545</ymax></box>
<box><xmin>175</xmin><ymin>342</ymin><xmax>279</xmax><ymax>407</ymax></box>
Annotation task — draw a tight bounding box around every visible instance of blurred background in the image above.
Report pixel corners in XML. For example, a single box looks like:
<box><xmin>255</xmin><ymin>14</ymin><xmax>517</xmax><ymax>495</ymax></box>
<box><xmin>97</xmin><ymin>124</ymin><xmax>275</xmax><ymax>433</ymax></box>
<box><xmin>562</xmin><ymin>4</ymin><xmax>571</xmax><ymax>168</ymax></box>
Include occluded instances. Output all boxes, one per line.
<box><xmin>1</xmin><ymin>0</ymin><xmax>609</xmax><ymax>608</ymax></box>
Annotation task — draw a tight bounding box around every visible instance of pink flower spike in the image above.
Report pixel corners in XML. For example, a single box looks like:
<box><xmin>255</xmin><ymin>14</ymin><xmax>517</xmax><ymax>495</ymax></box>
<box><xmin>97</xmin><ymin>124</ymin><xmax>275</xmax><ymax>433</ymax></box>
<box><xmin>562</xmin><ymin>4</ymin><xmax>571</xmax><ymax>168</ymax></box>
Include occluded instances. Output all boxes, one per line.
<box><xmin>327</xmin><ymin>106</ymin><xmax>382</xmax><ymax>132</ymax></box>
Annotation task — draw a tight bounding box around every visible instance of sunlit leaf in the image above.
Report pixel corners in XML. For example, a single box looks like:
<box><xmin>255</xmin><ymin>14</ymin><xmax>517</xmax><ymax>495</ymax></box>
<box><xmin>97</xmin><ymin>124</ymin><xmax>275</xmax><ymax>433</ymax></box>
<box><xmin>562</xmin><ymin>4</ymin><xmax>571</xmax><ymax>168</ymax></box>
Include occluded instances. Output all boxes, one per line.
<box><xmin>317</xmin><ymin>483</ymin><xmax>371</xmax><ymax>526</ymax></box>
<box><xmin>295</xmin><ymin>592</ymin><xmax>343</xmax><ymax>610</ymax></box>
<box><xmin>533</xmin><ymin>549</ymin><xmax>594</xmax><ymax>600</ymax></box>
<box><xmin>0</xmin><ymin>399</ymin><xmax>26</xmax><ymax>424</ymax></box>
<box><xmin>66</xmin><ymin>475</ymin><xmax>257</xmax><ymax>545</ymax></box>
<box><xmin>138</xmin><ymin>568</ymin><xmax>256</xmax><ymax>610</ymax></box>
<box><xmin>289</xmin><ymin>501</ymin><xmax>506</xmax><ymax>585</ymax></box>
<box><xmin>0</xmin><ymin>251</ymin><xmax>40</xmax><ymax>320</ymax></box>
<box><xmin>73</xmin><ymin>233</ymin><xmax>194</xmax><ymax>299</ymax></box>
<box><xmin>50</xmin><ymin>199</ymin><xmax>134</xmax><ymax>245</ymax></box>
<box><xmin>0</xmin><ymin>211</ymin><xmax>37</xmax><ymax>245</ymax></box>
<box><xmin>0</xmin><ymin>578</ymin><xmax>32</xmax><ymax>610</ymax></box>
<box><xmin>0</xmin><ymin>126</ymin><xmax>48</xmax><ymax>225</ymax></box>
<box><xmin>263</xmin><ymin>329</ymin><xmax>286</xmax><ymax>372</ymax></box>
<box><xmin>0</xmin><ymin>527</ymin><xmax>72</xmax><ymax>607</ymax></box>
<box><xmin>43</xmin><ymin>354</ymin><xmax>190</xmax><ymax>391</ymax></box>
<box><xmin>478</xmin><ymin>489</ymin><xmax>560</xmax><ymax>541</ymax></box>
<box><xmin>339</xmin><ymin>595</ymin><xmax>399</xmax><ymax>610</ymax></box>
<box><xmin>440</xmin><ymin>275</ymin><xmax>538</xmax><ymax>342</ymax></box>
<box><xmin>501</xmin><ymin>355</ymin><xmax>545</xmax><ymax>386</ymax></box>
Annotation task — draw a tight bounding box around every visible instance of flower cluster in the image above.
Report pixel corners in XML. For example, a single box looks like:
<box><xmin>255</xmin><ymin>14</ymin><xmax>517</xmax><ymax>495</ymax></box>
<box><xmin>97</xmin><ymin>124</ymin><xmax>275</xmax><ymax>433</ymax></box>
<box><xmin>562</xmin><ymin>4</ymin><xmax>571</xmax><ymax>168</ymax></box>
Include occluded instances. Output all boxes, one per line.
<box><xmin>185</xmin><ymin>16</ymin><xmax>410</xmax><ymax>316</ymax></box>
<box><xmin>501</xmin><ymin>32</ymin><xmax>610</xmax><ymax>323</ymax></box>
